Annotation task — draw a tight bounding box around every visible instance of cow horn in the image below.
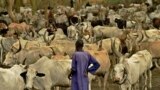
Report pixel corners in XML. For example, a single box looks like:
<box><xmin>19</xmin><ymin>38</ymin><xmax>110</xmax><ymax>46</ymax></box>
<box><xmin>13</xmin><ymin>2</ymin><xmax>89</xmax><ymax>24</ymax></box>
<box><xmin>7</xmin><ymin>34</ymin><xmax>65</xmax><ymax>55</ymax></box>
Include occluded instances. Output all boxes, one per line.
<box><xmin>143</xmin><ymin>30</ymin><xmax>149</xmax><ymax>38</ymax></box>
<box><xmin>22</xmin><ymin>58</ymin><xmax>26</xmax><ymax>65</ymax></box>
<box><xmin>1</xmin><ymin>38</ymin><xmax>8</xmax><ymax>52</ymax></box>
<box><xmin>98</xmin><ymin>32</ymin><xmax>103</xmax><ymax>51</ymax></box>
<box><xmin>70</xmin><ymin>17</ymin><xmax>75</xmax><ymax>25</ymax></box>
<box><xmin>136</xmin><ymin>30</ymin><xmax>143</xmax><ymax>43</ymax></box>
<box><xmin>70</xmin><ymin>16</ymin><xmax>81</xmax><ymax>26</ymax></box>
<box><xmin>43</xmin><ymin>31</ymin><xmax>48</xmax><ymax>44</ymax></box>
<box><xmin>111</xmin><ymin>38</ymin><xmax>122</xmax><ymax>58</ymax></box>
<box><xmin>43</xmin><ymin>31</ymin><xmax>55</xmax><ymax>45</ymax></box>
<box><xmin>14</xmin><ymin>39</ymin><xmax>22</xmax><ymax>54</ymax></box>
<box><xmin>49</xmin><ymin>33</ymin><xmax>55</xmax><ymax>45</ymax></box>
<box><xmin>24</xmin><ymin>41</ymin><xmax>28</xmax><ymax>49</ymax></box>
<box><xmin>50</xmin><ymin>47</ymin><xmax>56</xmax><ymax>55</ymax></box>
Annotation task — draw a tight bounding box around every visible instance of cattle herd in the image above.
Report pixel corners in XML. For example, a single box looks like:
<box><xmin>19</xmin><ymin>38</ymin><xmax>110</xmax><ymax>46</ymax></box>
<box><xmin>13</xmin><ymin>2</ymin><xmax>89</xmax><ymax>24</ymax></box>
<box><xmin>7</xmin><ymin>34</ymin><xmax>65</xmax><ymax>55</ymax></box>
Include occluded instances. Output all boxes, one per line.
<box><xmin>0</xmin><ymin>0</ymin><xmax>160</xmax><ymax>90</ymax></box>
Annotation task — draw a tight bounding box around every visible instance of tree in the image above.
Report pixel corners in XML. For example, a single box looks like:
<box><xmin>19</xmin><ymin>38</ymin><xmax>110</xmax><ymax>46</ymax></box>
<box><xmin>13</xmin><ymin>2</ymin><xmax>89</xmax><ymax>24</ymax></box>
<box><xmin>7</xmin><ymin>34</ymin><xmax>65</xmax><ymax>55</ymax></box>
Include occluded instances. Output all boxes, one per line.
<box><xmin>6</xmin><ymin>0</ymin><xmax>17</xmax><ymax>22</ymax></box>
<box><xmin>30</xmin><ymin>0</ymin><xmax>37</xmax><ymax>14</ymax></box>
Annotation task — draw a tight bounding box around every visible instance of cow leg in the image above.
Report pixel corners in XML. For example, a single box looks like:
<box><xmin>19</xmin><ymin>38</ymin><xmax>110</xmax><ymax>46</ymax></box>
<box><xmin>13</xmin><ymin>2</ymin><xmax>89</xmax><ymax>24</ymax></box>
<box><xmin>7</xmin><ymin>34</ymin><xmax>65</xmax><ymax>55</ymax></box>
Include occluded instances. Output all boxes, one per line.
<box><xmin>128</xmin><ymin>85</ymin><xmax>132</xmax><ymax>90</ymax></box>
<box><xmin>96</xmin><ymin>76</ymin><xmax>102</xmax><ymax>88</ymax></box>
<box><xmin>103</xmin><ymin>73</ymin><xmax>109</xmax><ymax>90</ymax></box>
<box><xmin>133</xmin><ymin>81</ymin><xmax>139</xmax><ymax>90</ymax></box>
<box><xmin>143</xmin><ymin>72</ymin><xmax>148</xmax><ymax>90</ymax></box>
<box><xmin>148</xmin><ymin>70</ymin><xmax>152</xmax><ymax>89</ymax></box>
<box><xmin>43</xmin><ymin>77</ymin><xmax>52</xmax><ymax>90</ymax></box>
<box><xmin>54</xmin><ymin>87</ymin><xmax>60</xmax><ymax>90</ymax></box>
<box><xmin>89</xmin><ymin>82</ymin><xmax>91</xmax><ymax>90</ymax></box>
<box><xmin>121</xmin><ymin>84</ymin><xmax>129</xmax><ymax>90</ymax></box>
<box><xmin>88</xmin><ymin>73</ymin><xmax>95</xmax><ymax>90</ymax></box>
<box><xmin>0</xmin><ymin>48</ymin><xmax>3</xmax><ymax>64</ymax></box>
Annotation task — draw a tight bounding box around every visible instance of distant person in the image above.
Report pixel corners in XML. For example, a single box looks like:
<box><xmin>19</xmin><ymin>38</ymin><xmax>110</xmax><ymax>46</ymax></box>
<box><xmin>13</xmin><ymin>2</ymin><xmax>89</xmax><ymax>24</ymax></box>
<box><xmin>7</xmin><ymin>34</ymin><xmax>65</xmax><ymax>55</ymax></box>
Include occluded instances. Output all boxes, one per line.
<box><xmin>68</xmin><ymin>39</ymin><xmax>100</xmax><ymax>90</ymax></box>
<box><xmin>46</xmin><ymin>6</ymin><xmax>56</xmax><ymax>35</ymax></box>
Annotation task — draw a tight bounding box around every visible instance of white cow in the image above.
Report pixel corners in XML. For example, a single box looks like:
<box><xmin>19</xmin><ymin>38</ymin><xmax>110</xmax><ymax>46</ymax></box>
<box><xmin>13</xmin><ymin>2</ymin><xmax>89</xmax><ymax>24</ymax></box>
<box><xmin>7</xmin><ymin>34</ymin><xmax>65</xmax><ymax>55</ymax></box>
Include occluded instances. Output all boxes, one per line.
<box><xmin>112</xmin><ymin>50</ymin><xmax>153</xmax><ymax>90</ymax></box>
<box><xmin>0</xmin><ymin>64</ymin><xmax>25</xmax><ymax>90</ymax></box>
<box><xmin>20</xmin><ymin>56</ymin><xmax>95</xmax><ymax>90</ymax></box>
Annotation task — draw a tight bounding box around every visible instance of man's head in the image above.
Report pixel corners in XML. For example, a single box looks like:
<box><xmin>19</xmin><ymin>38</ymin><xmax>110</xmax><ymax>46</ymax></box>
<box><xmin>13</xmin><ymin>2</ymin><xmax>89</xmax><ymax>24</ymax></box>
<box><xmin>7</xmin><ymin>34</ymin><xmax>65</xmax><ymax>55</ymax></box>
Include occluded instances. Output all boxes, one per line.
<box><xmin>75</xmin><ymin>39</ymin><xmax>84</xmax><ymax>51</ymax></box>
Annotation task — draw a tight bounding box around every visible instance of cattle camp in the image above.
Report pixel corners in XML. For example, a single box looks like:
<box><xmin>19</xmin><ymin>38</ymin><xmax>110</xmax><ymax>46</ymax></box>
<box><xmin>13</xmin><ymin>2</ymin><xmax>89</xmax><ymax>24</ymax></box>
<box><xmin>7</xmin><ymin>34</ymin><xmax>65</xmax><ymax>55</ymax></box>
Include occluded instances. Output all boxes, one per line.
<box><xmin>0</xmin><ymin>0</ymin><xmax>160</xmax><ymax>90</ymax></box>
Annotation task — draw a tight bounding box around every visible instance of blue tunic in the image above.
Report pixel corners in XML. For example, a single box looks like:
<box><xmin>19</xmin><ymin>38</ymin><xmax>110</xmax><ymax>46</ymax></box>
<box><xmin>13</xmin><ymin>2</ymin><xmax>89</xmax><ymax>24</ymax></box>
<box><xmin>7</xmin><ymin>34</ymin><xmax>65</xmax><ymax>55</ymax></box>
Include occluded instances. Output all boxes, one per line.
<box><xmin>71</xmin><ymin>51</ymin><xmax>100</xmax><ymax>90</ymax></box>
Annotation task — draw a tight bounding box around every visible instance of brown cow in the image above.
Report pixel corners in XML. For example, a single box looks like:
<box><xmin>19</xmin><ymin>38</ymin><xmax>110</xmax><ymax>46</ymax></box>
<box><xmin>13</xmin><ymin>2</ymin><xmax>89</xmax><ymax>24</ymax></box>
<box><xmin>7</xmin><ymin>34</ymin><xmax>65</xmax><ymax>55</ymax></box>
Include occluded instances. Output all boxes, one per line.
<box><xmin>7</xmin><ymin>22</ymin><xmax>34</xmax><ymax>37</ymax></box>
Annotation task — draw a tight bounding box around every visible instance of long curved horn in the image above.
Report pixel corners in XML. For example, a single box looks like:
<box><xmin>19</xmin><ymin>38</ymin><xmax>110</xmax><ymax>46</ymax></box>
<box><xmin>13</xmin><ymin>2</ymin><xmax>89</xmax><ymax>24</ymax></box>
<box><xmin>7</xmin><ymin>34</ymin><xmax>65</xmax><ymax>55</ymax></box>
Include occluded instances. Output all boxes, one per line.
<box><xmin>143</xmin><ymin>30</ymin><xmax>150</xmax><ymax>38</ymax></box>
<box><xmin>70</xmin><ymin>16</ymin><xmax>81</xmax><ymax>26</ymax></box>
<box><xmin>111</xmin><ymin>38</ymin><xmax>122</xmax><ymax>58</ymax></box>
<box><xmin>43</xmin><ymin>31</ymin><xmax>49</xmax><ymax>45</ymax></box>
<box><xmin>24</xmin><ymin>41</ymin><xmax>28</xmax><ymax>49</ymax></box>
<box><xmin>70</xmin><ymin>17</ymin><xmax>75</xmax><ymax>25</ymax></box>
<box><xmin>98</xmin><ymin>32</ymin><xmax>103</xmax><ymax>51</ymax></box>
<box><xmin>22</xmin><ymin>58</ymin><xmax>26</xmax><ymax>65</ymax></box>
<box><xmin>136</xmin><ymin>30</ymin><xmax>143</xmax><ymax>43</ymax></box>
<box><xmin>50</xmin><ymin>47</ymin><xmax>56</xmax><ymax>55</ymax></box>
<box><xmin>48</xmin><ymin>33</ymin><xmax>55</xmax><ymax>45</ymax></box>
<box><xmin>14</xmin><ymin>39</ymin><xmax>22</xmax><ymax>54</ymax></box>
<box><xmin>1</xmin><ymin>38</ymin><xmax>8</xmax><ymax>52</ymax></box>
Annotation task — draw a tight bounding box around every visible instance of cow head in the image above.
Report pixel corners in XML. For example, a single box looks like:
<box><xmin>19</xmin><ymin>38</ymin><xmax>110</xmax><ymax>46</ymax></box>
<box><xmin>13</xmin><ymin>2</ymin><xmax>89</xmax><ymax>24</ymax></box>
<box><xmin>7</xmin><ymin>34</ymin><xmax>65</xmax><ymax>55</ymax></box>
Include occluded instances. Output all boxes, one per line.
<box><xmin>3</xmin><ymin>39</ymin><xmax>22</xmax><ymax>67</ymax></box>
<box><xmin>20</xmin><ymin>67</ymin><xmax>45</xmax><ymax>90</ymax></box>
<box><xmin>3</xmin><ymin>52</ymin><xmax>17</xmax><ymax>67</ymax></box>
<box><xmin>111</xmin><ymin>63</ymin><xmax>128</xmax><ymax>84</ymax></box>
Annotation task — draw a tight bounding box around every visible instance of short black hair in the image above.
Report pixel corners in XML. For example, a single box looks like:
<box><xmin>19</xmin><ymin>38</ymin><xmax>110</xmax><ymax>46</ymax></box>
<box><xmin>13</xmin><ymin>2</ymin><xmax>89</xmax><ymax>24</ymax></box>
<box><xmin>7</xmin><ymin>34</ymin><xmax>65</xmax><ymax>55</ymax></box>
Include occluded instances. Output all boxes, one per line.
<box><xmin>75</xmin><ymin>39</ymin><xmax>84</xmax><ymax>48</ymax></box>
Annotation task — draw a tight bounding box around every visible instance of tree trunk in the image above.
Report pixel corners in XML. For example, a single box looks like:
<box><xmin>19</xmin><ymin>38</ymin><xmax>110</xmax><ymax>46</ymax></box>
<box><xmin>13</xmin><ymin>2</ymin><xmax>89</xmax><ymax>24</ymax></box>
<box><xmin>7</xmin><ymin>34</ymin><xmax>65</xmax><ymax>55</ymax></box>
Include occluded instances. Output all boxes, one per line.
<box><xmin>6</xmin><ymin>0</ymin><xmax>17</xmax><ymax>22</ymax></box>
<box><xmin>14</xmin><ymin>0</ymin><xmax>22</xmax><ymax>13</ymax></box>
<box><xmin>30</xmin><ymin>0</ymin><xmax>37</xmax><ymax>15</ymax></box>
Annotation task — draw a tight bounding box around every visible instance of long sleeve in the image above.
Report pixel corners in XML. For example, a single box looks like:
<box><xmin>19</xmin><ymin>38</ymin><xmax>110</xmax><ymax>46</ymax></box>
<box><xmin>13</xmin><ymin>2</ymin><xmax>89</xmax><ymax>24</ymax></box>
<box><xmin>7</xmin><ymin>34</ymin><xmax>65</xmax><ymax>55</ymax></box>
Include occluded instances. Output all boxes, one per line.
<box><xmin>88</xmin><ymin>54</ymin><xmax>100</xmax><ymax>74</ymax></box>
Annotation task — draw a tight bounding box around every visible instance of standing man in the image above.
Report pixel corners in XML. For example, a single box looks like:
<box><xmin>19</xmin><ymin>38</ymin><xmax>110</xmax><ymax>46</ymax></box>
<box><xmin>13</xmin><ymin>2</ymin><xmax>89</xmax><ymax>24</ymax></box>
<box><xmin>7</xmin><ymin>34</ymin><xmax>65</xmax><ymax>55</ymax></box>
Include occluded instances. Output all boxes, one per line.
<box><xmin>68</xmin><ymin>39</ymin><xmax>100</xmax><ymax>90</ymax></box>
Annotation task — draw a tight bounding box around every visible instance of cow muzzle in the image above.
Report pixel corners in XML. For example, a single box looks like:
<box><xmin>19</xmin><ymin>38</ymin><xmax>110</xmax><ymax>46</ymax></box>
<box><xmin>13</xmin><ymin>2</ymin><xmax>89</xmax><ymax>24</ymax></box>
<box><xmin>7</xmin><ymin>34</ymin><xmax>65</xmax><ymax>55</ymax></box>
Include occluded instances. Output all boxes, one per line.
<box><xmin>24</xmin><ymin>87</ymin><xmax>32</xmax><ymax>90</ymax></box>
<box><xmin>113</xmin><ymin>77</ymin><xmax>121</xmax><ymax>83</ymax></box>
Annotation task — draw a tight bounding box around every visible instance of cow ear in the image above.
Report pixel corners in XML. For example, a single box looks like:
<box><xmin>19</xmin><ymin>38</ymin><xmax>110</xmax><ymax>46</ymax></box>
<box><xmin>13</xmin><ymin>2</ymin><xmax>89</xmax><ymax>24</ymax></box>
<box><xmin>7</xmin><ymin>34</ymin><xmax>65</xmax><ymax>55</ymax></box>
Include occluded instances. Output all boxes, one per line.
<box><xmin>36</xmin><ymin>72</ymin><xmax>45</xmax><ymax>77</ymax></box>
<box><xmin>20</xmin><ymin>71</ymin><xmax>27</xmax><ymax>78</ymax></box>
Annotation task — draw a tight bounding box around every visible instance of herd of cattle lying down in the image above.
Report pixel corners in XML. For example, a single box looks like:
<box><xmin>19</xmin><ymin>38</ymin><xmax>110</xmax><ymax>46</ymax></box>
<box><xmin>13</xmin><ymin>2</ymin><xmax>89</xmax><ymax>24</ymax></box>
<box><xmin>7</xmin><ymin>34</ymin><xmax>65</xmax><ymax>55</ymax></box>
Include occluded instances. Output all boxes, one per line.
<box><xmin>0</xmin><ymin>1</ymin><xmax>160</xmax><ymax>90</ymax></box>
